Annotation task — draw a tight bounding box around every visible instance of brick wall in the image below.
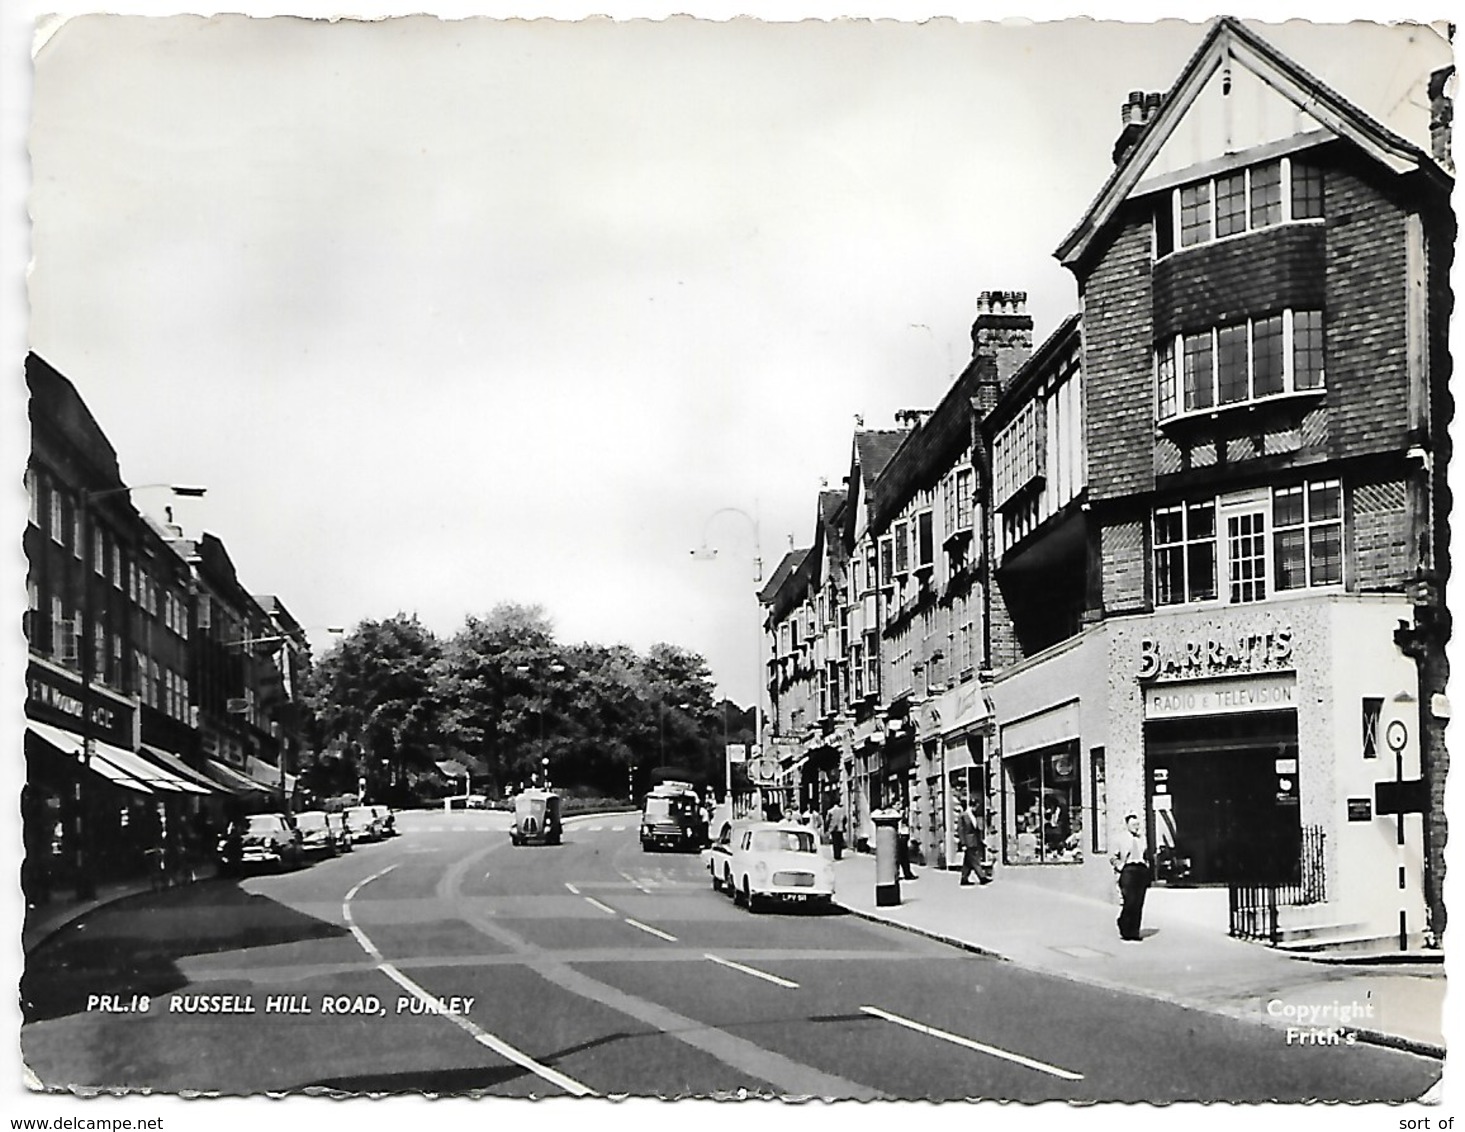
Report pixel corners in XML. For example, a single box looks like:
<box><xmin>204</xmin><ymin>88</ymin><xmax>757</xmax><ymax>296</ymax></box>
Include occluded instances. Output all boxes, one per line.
<box><xmin>1325</xmin><ymin>156</ymin><xmax>1413</xmax><ymax>458</ymax></box>
<box><xmin>1152</xmin><ymin>224</ymin><xmax>1326</xmax><ymax>336</ymax></box>
<box><xmin>1101</xmin><ymin>515</ymin><xmax>1147</xmax><ymax>613</ymax></box>
<box><xmin>1350</xmin><ymin>478</ymin><xmax>1410</xmax><ymax>591</ymax></box>
<box><xmin>1081</xmin><ymin>213</ymin><xmax>1156</xmax><ymax>502</ymax></box>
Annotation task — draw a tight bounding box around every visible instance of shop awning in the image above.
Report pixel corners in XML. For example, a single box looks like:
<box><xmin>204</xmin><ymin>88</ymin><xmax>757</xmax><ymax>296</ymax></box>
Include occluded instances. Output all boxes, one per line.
<box><xmin>138</xmin><ymin>746</ymin><xmax>225</xmax><ymax>795</ymax></box>
<box><xmin>99</xmin><ymin>743</ymin><xmax>211</xmax><ymax>795</ymax></box>
<box><xmin>27</xmin><ymin>722</ymin><xmax>155</xmax><ymax>795</ymax></box>
<box><xmin>199</xmin><ymin>758</ymin><xmax>277</xmax><ymax>799</ymax></box>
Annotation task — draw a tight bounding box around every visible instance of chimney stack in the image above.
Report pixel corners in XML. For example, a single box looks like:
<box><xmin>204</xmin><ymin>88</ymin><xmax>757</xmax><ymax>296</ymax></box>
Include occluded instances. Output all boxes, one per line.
<box><xmin>1113</xmin><ymin>89</ymin><xmax>1165</xmax><ymax>165</ymax></box>
<box><xmin>970</xmin><ymin>289</ymin><xmax>1034</xmax><ymax>394</ymax></box>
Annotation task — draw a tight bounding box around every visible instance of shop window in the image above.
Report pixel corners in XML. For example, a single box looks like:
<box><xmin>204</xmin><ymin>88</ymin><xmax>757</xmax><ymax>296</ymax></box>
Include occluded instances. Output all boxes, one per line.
<box><xmin>1004</xmin><ymin>743</ymin><xmax>1083</xmax><ymax>865</ymax></box>
<box><xmin>1362</xmin><ymin>697</ymin><xmax>1382</xmax><ymax>759</ymax></box>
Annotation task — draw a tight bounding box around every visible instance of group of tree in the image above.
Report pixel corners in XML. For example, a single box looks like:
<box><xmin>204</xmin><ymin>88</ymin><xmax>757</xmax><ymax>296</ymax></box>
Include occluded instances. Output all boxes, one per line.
<box><xmin>300</xmin><ymin>603</ymin><xmax>756</xmax><ymax>807</ymax></box>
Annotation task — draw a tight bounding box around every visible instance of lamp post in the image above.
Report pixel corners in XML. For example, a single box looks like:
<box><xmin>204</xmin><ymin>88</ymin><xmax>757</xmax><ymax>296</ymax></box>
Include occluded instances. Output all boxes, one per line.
<box><xmin>516</xmin><ymin>660</ymin><xmax>567</xmax><ymax>789</ymax></box>
<box><xmin>76</xmin><ymin>482</ymin><xmax>205</xmax><ymax>899</ymax></box>
<box><xmin>690</xmin><ymin>506</ymin><xmax>763</xmax><ymax>807</ymax></box>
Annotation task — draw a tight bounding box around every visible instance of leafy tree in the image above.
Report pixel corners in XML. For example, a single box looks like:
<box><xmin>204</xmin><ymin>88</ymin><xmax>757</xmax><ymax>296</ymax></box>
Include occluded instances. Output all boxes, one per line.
<box><xmin>304</xmin><ymin>614</ymin><xmax>442</xmax><ymax>805</ymax></box>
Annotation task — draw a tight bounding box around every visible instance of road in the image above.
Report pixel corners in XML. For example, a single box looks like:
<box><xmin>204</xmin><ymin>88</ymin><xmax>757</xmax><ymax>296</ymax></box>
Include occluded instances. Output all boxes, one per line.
<box><xmin>21</xmin><ymin>809</ymin><xmax>1443</xmax><ymax>1100</ymax></box>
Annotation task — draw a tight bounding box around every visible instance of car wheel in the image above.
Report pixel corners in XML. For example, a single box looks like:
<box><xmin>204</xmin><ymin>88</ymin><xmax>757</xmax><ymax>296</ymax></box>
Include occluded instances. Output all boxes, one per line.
<box><xmin>724</xmin><ymin>869</ymin><xmax>736</xmax><ymax>898</ymax></box>
<box><xmin>743</xmin><ymin>879</ymin><xmax>761</xmax><ymax>913</ymax></box>
<box><xmin>711</xmin><ymin>871</ymin><xmax>723</xmax><ymax>892</ymax></box>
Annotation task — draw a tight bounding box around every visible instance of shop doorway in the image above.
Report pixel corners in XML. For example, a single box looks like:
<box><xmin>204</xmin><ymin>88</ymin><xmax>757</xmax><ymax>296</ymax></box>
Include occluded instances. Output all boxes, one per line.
<box><xmin>1145</xmin><ymin>712</ymin><xmax>1300</xmax><ymax>886</ymax></box>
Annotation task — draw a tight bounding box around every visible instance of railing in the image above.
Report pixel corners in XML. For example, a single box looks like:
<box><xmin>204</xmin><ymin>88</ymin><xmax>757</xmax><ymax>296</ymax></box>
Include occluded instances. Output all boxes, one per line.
<box><xmin>1228</xmin><ymin>825</ymin><xmax>1326</xmax><ymax>943</ymax></box>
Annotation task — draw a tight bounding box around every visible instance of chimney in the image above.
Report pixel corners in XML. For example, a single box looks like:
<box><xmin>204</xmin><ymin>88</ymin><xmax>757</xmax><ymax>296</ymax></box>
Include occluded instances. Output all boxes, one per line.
<box><xmin>894</xmin><ymin>408</ymin><xmax>932</xmax><ymax>430</ymax></box>
<box><xmin>970</xmin><ymin>289</ymin><xmax>1034</xmax><ymax>393</ymax></box>
<box><xmin>1429</xmin><ymin>65</ymin><xmax>1454</xmax><ymax>173</ymax></box>
<box><xmin>1112</xmin><ymin>89</ymin><xmax>1165</xmax><ymax>165</ymax></box>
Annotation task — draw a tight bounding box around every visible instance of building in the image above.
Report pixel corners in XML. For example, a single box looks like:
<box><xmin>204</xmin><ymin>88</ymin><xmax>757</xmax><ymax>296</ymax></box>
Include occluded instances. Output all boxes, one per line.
<box><xmin>23</xmin><ymin>353</ymin><xmax>313</xmax><ymax>912</ymax></box>
<box><xmin>1006</xmin><ymin>17</ymin><xmax>1453</xmax><ymax>945</ymax></box>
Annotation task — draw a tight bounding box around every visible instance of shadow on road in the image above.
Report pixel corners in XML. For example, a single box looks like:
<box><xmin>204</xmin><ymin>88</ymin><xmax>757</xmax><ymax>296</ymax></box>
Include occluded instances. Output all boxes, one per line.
<box><xmin>21</xmin><ymin>880</ymin><xmax>350</xmax><ymax>1024</ymax></box>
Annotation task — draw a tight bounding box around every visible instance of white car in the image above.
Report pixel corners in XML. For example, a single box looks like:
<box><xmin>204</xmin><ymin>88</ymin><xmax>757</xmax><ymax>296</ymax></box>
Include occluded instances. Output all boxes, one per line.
<box><xmin>704</xmin><ymin>819</ymin><xmax>751</xmax><ymax>894</ymax></box>
<box><xmin>725</xmin><ymin>821</ymin><xmax>835</xmax><ymax>912</ymax></box>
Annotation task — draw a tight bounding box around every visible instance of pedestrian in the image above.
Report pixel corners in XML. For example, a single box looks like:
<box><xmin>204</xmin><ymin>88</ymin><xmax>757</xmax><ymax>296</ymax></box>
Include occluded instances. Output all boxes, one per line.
<box><xmin>1111</xmin><ymin>813</ymin><xmax>1152</xmax><ymax>942</ymax></box>
<box><xmin>826</xmin><ymin>800</ymin><xmax>846</xmax><ymax>860</ymax></box>
<box><xmin>957</xmin><ymin>798</ymin><xmax>990</xmax><ymax>886</ymax></box>
<box><xmin>896</xmin><ymin>806</ymin><xmax>917</xmax><ymax>880</ymax></box>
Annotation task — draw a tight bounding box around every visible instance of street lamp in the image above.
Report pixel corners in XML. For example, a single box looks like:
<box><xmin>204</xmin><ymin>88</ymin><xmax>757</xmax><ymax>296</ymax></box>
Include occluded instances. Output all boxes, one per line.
<box><xmin>516</xmin><ymin>660</ymin><xmax>567</xmax><ymax>788</ymax></box>
<box><xmin>76</xmin><ymin>482</ymin><xmax>205</xmax><ymax>899</ymax></box>
<box><xmin>690</xmin><ymin>506</ymin><xmax>764</xmax><ymax>807</ymax></box>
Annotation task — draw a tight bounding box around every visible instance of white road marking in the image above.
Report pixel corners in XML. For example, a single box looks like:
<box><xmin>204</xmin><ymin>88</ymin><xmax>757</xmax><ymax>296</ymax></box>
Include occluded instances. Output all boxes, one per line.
<box><xmin>703</xmin><ymin>953</ymin><xmax>799</xmax><ymax>989</ymax></box>
<box><xmin>343</xmin><ymin>864</ymin><xmax>592</xmax><ymax>1097</ymax></box>
<box><xmin>584</xmin><ymin>896</ymin><xmax>618</xmax><ymax>915</ymax></box>
<box><xmin>564</xmin><ymin>882</ymin><xmax>580</xmax><ymax>895</ymax></box>
<box><xmin>859</xmin><ymin>1005</ymin><xmax>1085</xmax><ymax>1081</ymax></box>
<box><xmin>611</xmin><ymin>825</ymin><xmax>626</xmax><ymax>832</ymax></box>
<box><xmin>623</xmin><ymin>918</ymin><xmax>678</xmax><ymax>942</ymax></box>
<box><xmin>617</xmin><ymin>870</ymin><xmax>652</xmax><ymax>894</ymax></box>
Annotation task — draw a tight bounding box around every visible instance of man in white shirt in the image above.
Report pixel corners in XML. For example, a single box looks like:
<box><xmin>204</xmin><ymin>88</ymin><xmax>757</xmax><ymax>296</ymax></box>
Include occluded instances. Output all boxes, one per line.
<box><xmin>1111</xmin><ymin>812</ymin><xmax>1151</xmax><ymax>942</ymax></box>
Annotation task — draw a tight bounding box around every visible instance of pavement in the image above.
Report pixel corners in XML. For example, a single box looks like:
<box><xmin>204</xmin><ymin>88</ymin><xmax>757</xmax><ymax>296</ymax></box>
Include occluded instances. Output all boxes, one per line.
<box><xmin>829</xmin><ymin>851</ymin><xmax>1445</xmax><ymax>1057</ymax></box>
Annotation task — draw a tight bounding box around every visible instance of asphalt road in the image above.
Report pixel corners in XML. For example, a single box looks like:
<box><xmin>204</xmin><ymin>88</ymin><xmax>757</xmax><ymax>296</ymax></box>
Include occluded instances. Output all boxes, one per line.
<box><xmin>21</xmin><ymin>809</ymin><xmax>1443</xmax><ymax>1100</ymax></box>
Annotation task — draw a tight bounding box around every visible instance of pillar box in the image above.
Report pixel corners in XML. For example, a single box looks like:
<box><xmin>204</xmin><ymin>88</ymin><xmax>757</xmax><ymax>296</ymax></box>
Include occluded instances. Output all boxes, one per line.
<box><xmin>873</xmin><ymin>810</ymin><xmax>901</xmax><ymax>906</ymax></box>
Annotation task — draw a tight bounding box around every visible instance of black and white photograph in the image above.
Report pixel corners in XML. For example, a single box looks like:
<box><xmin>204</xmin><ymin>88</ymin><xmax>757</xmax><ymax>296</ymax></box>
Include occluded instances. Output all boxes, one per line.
<box><xmin>1</xmin><ymin>0</ymin><xmax>1455</xmax><ymax>1124</ymax></box>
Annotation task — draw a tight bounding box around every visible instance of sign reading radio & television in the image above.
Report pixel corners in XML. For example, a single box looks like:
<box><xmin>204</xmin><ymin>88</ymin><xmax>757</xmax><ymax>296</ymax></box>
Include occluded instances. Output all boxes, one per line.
<box><xmin>26</xmin><ymin>660</ymin><xmax>134</xmax><ymax>748</ymax></box>
<box><xmin>1136</xmin><ymin>620</ymin><xmax>1294</xmax><ymax>683</ymax></box>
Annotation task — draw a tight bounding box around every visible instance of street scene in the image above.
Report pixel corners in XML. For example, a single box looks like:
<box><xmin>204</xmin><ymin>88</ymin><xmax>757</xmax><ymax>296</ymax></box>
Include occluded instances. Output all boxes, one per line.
<box><xmin>9</xmin><ymin>6</ymin><xmax>1455</xmax><ymax>1125</ymax></box>
<box><xmin>19</xmin><ymin>808</ymin><xmax>1444</xmax><ymax>1100</ymax></box>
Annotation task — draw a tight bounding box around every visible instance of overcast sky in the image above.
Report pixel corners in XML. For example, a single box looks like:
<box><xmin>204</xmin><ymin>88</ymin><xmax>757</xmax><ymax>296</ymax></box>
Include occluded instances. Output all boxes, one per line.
<box><xmin>14</xmin><ymin>10</ymin><xmax>1451</xmax><ymax>716</ymax></box>
<box><xmin>2</xmin><ymin>0</ymin><xmax>1458</xmax><ymax>1125</ymax></box>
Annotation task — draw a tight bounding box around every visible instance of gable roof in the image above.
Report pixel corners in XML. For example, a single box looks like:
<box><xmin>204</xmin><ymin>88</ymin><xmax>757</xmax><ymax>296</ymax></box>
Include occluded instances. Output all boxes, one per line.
<box><xmin>1056</xmin><ymin>16</ymin><xmax>1443</xmax><ymax>272</ymax></box>
<box><xmin>758</xmin><ymin>547</ymin><xmax>810</xmax><ymax>605</ymax></box>
<box><xmin>853</xmin><ymin>430</ymin><xmax>908</xmax><ymax>493</ymax></box>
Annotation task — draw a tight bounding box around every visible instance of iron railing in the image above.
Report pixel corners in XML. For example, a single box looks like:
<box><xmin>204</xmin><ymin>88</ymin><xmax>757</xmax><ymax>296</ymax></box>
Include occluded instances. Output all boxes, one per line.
<box><xmin>1227</xmin><ymin>825</ymin><xmax>1326</xmax><ymax>944</ymax></box>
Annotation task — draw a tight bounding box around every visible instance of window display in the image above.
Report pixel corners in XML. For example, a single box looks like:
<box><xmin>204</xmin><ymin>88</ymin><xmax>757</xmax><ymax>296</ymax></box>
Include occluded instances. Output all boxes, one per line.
<box><xmin>1003</xmin><ymin>742</ymin><xmax>1083</xmax><ymax>864</ymax></box>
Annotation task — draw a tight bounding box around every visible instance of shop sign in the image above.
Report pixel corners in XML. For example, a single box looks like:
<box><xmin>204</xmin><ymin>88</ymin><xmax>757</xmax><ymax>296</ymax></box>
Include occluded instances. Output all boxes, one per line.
<box><xmin>1137</xmin><ymin>622</ymin><xmax>1293</xmax><ymax>682</ymax></box>
<box><xmin>1144</xmin><ymin>675</ymin><xmax>1297</xmax><ymax>719</ymax></box>
<box><xmin>26</xmin><ymin>663</ymin><xmax>132</xmax><ymax>748</ymax></box>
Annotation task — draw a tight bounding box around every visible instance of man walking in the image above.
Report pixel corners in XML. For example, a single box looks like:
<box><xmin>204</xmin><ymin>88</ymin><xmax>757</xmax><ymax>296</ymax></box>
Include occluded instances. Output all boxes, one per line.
<box><xmin>896</xmin><ymin>806</ymin><xmax>917</xmax><ymax>880</ymax></box>
<box><xmin>958</xmin><ymin>798</ymin><xmax>989</xmax><ymax>886</ymax></box>
<box><xmin>825</xmin><ymin>799</ymin><xmax>846</xmax><ymax>860</ymax></box>
<box><xmin>1111</xmin><ymin>812</ymin><xmax>1151</xmax><ymax>942</ymax></box>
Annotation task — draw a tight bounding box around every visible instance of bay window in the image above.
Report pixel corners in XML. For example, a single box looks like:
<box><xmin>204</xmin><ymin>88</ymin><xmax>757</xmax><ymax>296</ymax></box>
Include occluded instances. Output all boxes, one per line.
<box><xmin>1158</xmin><ymin>309</ymin><xmax>1325</xmax><ymax>420</ymax></box>
<box><xmin>1156</xmin><ymin>155</ymin><xmax>1323</xmax><ymax>256</ymax></box>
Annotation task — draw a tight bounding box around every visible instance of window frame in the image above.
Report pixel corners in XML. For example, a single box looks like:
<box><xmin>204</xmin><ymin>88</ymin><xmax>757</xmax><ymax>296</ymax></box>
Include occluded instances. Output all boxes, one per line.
<box><xmin>1156</xmin><ymin>155</ymin><xmax>1323</xmax><ymax>260</ymax></box>
<box><xmin>1157</xmin><ymin>308</ymin><xmax>1325</xmax><ymax>422</ymax></box>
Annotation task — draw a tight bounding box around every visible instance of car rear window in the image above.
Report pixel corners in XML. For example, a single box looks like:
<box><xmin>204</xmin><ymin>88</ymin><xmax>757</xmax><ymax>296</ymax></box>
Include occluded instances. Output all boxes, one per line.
<box><xmin>751</xmin><ymin>830</ymin><xmax>815</xmax><ymax>854</ymax></box>
<box><xmin>644</xmin><ymin>799</ymin><xmax>671</xmax><ymax>818</ymax></box>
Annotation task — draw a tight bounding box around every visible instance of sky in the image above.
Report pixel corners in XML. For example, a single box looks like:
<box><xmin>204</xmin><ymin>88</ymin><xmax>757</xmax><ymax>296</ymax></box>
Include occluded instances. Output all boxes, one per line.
<box><xmin>0</xmin><ymin>0</ymin><xmax>1458</xmax><ymax>1127</ymax></box>
<box><xmin>14</xmin><ymin>7</ymin><xmax>1450</xmax><ymax>716</ymax></box>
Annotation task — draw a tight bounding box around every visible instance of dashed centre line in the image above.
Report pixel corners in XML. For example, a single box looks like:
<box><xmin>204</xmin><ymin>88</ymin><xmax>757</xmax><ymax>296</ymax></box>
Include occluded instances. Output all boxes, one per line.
<box><xmin>624</xmin><ymin>918</ymin><xmax>677</xmax><ymax>942</ymax></box>
<box><xmin>703</xmin><ymin>953</ymin><xmax>799</xmax><ymax>989</ymax></box>
<box><xmin>564</xmin><ymin>882</ymin><xmax>581</xmax><ymax>895</ymax></box>
<box><xmin>860</xmin><ymin>1005</ymin><xmax>1085</xmax><ymax>1081</ymax></box>
<box><xmin>584</xmin><ymin>896</ymin><xmax>618</xmax><ymax>915</ymax></box>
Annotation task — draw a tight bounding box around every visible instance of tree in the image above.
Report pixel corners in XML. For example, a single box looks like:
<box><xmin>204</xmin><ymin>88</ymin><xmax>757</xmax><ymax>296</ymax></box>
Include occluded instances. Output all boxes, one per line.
<box><xmin>304</xmin><ymin>614</ymin><xmax>442</xmax><ymax>804</ymax></box>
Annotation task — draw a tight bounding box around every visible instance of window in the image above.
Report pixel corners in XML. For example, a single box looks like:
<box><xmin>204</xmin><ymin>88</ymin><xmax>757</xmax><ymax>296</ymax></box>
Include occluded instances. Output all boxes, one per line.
<box><xmin>894</xmin><ymin>524</ymin><xmax>909</xmax><ymax>576</ymax></box>
<box><xmin>915</xmin><ymin>511</ymin><xmax>934</xmax><ymax>571</ymax></box>
<box><xmin>1215</xmin><ymin>170</ymin><xmax>1247</xmax><ymax>237</ymax></box>
<box><xmin>1224</xmin><ymin>506</ymin><xmax>1268</xmax><ymax>604</ymax></box>
<box><xmin>93</xmin><ymin>623</ymin><xmax>106</xmax><ymax>678</ymax></box>
<box><xmin>112</xmin><ymin>545</ymin><xmax>123</xmax><ymax>589</ymax></box>
<box><xmin>93</xmin><ymin>526</ymin><xmax>106</xmax><ymax>575</ymax></box>
<box><xmin>1159</xmin><ymin>309</ymin><xmax>1325</xmax><ymax>420</ymax></box>
<box><xmin>1250</xmin><ymin>160</ymin><xmax>1283</xmax><ymax>228</ymax></box>
<box><xmin>1362</xmin><ymin>698</ymin><xmax>1383</xmax><ymax>760</ymax></box>
<box><xmin>72</xmin><ymin>507</ymin><xmax>82</xmax><ymax>559</ymax></box>
<box><xmin>1179</xmin><ymin>181</ymin><xmax>1212</xmax><ymax>246</ymax></box>
<box><xmin>1004</xmin><ymin>743</ymin><xmax>1083</xmax><ymax>865</ymax></box>
<box><xmin>993</xmin><ymin>401</ymin><xmax>1043</xmax><ymax>505</ymax></box>
<box><xmin>1274</xmin><ymin>480</ymin><xmax>1343</xmax><ymax>590</ymax></box>
<box><xmin>1090</xmin><ymin>748</ymin><xmax>1107</xmax><ymax>855</ymax></box>
<box><xmin>50</xmin><ymin>486</ymin><xmax>65</xmax><ymax>544</ymax></box>
<box><xmin>1154</xmin><ymin>502</ymin><xmax>1217</xmax><ymax>605</ymax></box>
<box><xmin>27</xmin><ymin>470</ymin><xmax>38</xmax><ymax>527</ymax></box>
<box><xmin>879</xmin><ymin>537</ymin><xmax>894</xmax><ymax>588</ymax></box>
<box><xmin>955</xmin><ymin>468</ymin><xmax>973</xmax><ymax>531</ymax></box>
<box><xmin>1291</xmin><ymin>160</ymin><xmax>1324</xmax><ymax>220</ymax></box>
<box><xmin>1159</xmin><ymin>156</ymin><xmax>1323</xmax><ymax>257</ymax></box>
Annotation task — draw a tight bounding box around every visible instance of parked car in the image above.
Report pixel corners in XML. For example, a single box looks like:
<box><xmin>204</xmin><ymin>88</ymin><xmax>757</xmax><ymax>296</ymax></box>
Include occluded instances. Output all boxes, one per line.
<box><xmin>726</xmin><ymin>821</ymin><xmax>834</xmax><ymax>912</ymax></box>
<box><xmin>325</xmin><ymin>811</ymin><xmax>353</xmax><ymax>852</ymax></box>
<box><xmin>704</xmin><ymin>819</ymin><xmax>753</xmax><ymax>894</ymax></box>
<box><xmin>373</xmin><ymin>805</ymin><xmax>396</xmax><ymax>837</ymax></box>
<box><xmin>293</xmin><ymin>810</ymin><xmax>339</xmax><ymax>859</ymax></box>
<box><xmin>226</xmin><ymin>813</ymin><xmax>303</xmax><ymax>871</ymax></box>
<box><xmin>345</xmin><ymin>805</ymin><xmax>385</xmax><ymax>843</ymax></box>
